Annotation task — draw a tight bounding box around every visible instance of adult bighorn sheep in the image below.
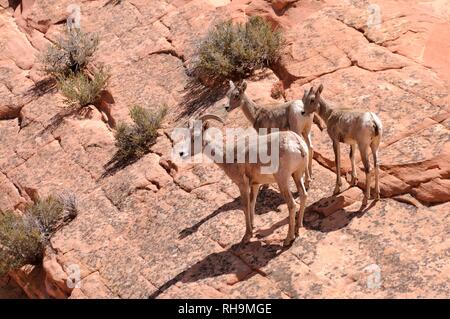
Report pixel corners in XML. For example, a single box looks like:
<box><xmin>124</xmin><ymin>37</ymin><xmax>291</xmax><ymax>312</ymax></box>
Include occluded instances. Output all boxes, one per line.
<box><xmin>310</xmin><ymin>84</ymin><xmax>383</xmax><ymax>206</ymax></box>
<box><xmin>174</xmin><ymin>114</ymin><xmax>309</xmax><ymax>246</ymax></box>
<box><xmin>224</xmin><ymin>80</ymin><xmax>320</xmax><ymax>189</ymax></box>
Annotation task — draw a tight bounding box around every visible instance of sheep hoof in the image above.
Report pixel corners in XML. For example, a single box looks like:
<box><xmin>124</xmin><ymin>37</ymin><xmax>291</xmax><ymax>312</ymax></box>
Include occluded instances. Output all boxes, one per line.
<box><xmin>374</xmin><ymin>193</ymin><xmax>380</xmax><ymax>201</ymax></box>
<box><xmin>295</xmin><ymin>223</ymin><xmax>303</xmax><ymax>237</ymax></box>
<box><xmin>333</xmin><ymin>186</ymin><xmax>341</xmax><ymax>195</ymax></box>
<box><xmin>283</xmin><ymin>236</ymin><xmax>295</xmax><ymax>247</ymax></box>
<box><xmin>350</xmin><ymin>177</ymin><xmax>358</xmax><ymax>186</ymax></box>
<box><xmin>242</xmin><ymin>232</ymin><xmax>252</xmax><ymax>243</ymax></box>
<box><xmin>305</xmin><ymin>181</ymin><xmax>311</xmax><ymax>190</ymax></box>
<box><xmin>362</xmin><ymin>197</ymin><xmax>368</xmax><ymax>207</ymax></box>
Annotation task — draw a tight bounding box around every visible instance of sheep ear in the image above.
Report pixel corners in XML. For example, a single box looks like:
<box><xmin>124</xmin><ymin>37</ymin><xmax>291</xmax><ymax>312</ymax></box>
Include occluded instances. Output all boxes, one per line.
<box><xmin>202</xmin><ymin>120</ymin><xmax>210</xmax><ymax>131</ymax></box>
<box><xmin>312</xmin><ymin>84</ymin><xmax>323</xmax><ymax>106</ymax></box>
<box><xmin>302</xmin><ymin>89</ymin><xmax>308</xmax><ymax>102</ymax></box>
<box><xmin>229</xmin><ymin>80</ymin><xmax>235</xmax><ymax>89</ymax></box>
<box><xmin>239</xmin><ymin>80</ymin><xmax>247</xmax><ymax>92</ymax></box>
<box><xmin>317</xmin><ymin>84</ymin><xmax>324</xmax><ymax>94</ymax></box>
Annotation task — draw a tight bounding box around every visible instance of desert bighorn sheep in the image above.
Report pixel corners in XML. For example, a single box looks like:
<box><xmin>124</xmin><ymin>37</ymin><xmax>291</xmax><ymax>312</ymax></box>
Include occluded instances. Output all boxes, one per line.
<box><xmin>311</xmin><ymin>84</ymin><xmax>383</xmax><ymax>206</ymax></box>
<box><xmin>174</xmin><ymin>114</ymin><xmax>309</xmax><ymax>246</ymax></box>
<box><xmin>225</xmin><ymin>80</ymin><xmax>319</xmax><ymax>189</ymax></box>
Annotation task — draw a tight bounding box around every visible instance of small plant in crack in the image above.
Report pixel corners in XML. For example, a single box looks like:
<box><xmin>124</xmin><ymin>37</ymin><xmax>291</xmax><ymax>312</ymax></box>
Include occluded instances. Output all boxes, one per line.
<box><xmin>57</xmin><ymin>65</ymin><xmax>110</xmax><ymax>107</ymax></box>
<box><xmin>181</xmin><ymin>16</ymin><xmax>284</xmax><ymax>118</ymax></box>
<box><xmin>39</xmin><ymin>29</ymin><xmax>99</xmax><ymax>78</ymax></box>
<box><xmin>105</xmin><ymin>105</ymin><xmax>167</xmax><ymax>172</ymax></box>
<box><xmin>0</xmin><ymin>193</ymin><xmax>79</xmax><ymax>276</ymax></box>
<box><xmin>38</xmin><ymin>23</ymin><xmax>113</xmax><ymax>132</ymax></box>
<box><xmin>193</xmin><ymin>16</ymin><xmax>285</xmax><ymax>83</ymax></box>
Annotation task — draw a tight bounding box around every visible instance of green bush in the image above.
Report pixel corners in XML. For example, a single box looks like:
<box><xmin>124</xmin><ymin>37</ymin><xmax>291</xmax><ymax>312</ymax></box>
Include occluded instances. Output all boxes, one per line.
<box><xmin>195</xmin><ymin>16</ymin><xmax>284</xmax><ymax>82</ymax></box>
<box><xmin>0</xmin><ymin>212</ymin><xmax>43</xmax><ymax>276</ymax></box>
<box><xmin>25</xmin><ymin>196</ymin><xmax>64</xmax><ymax>236</ymax></box>
<box><xmin>0</xmin><ymin>195</ymin><xmax>78</xmax><ymax>276</ymax></box>
<box><xmin>114</xmin><ymin>105</ymin><xmax>167</xmax><ymax>163</ymax></box>
<box><xmin>57</xmin><ymin>66</ymin><xmax>110</xmax><ymax>107</ymax></box>
<box><xmin>39</xmin><ymin>29</ymin><xmax>99</xmax><ymax>77</ymax></box>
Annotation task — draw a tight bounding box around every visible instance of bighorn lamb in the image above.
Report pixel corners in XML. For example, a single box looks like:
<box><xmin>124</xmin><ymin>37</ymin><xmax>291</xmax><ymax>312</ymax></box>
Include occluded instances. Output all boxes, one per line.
<box><xmin>174</xmin><ymin>114</ymin><xmax>309</xmax><ymax>246</ymax></box>
<box><xmin>311</xmin><ymin>84</ymin><xmax>383</xmax><ymax>206</ymax></box>
<box><xmin>225</xmin><ymin>80</ymin><xmax>319</xmax><ymax>188</ymax></box>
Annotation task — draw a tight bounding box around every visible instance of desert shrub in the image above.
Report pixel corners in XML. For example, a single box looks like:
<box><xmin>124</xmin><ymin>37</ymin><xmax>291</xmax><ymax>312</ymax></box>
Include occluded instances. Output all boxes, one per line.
<box><xmin>28</xmin><ymin>194</ymin><xmax>78</xmax><ymax>238</ymax></box>
<box><xmin>58</xmin><ymin>191</ymin><xmax>79</xmax><ymax>220</ymax></box>
<box><xmin>113</xmin><ymin>105</ymin><xmax>167</xmax><ymax>163</ymax></box>
<box><xmin>57</xmin><ymin>66</ymin><xmax>110</xmax><ymax>107</ymax></box>
<box><xmin>39</xmin><ymin>29</ymin><xmax>99</xmax><ymax>77</ymax></box>
<box><xmin>0</xmin><ymin>195</ymin><xmax>78</xmax><ymax>276</ymax></box>
<box><xmin>194</xmin><ymin>16</ymin><xmax>284</xmax><ymax>82</ymax></box>
<box><xmin>0</xmin><ymin>212</ymin><xmax>43</xmax><ymax>276</ymax></box>
<box><xmin>26</xmin><ymin>196</ymin><xmax>63</xmax><ymax>236</ymax></box>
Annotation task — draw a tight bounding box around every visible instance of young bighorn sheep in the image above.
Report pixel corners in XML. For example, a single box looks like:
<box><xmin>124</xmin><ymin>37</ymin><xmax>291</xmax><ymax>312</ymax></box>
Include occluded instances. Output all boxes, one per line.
<box><xmin>311</xmin><ymin>84</ymin><xmax>383</xmax><ymax>206</ymax></box>
<box><xmin>174</xmin><ymin>114</ymin><xmax>309</xmax><ymax>246</ymax></box>
<box><xmin>225</xmin><ymin>80</ymin><xmax>319</xmax><ymax>189</ymax></box>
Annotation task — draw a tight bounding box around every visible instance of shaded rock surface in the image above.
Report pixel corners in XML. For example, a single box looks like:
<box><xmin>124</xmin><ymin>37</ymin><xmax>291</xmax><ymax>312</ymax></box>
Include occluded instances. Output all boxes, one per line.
<box><xmin>0</xmin><ymin>0</ymin><xmax>449</xmax><ymax>298</ymax></box>
<box><xmin>0</xmin><ymin>275</ymin><xmax>27</xmax><ymax>299</ymax></box>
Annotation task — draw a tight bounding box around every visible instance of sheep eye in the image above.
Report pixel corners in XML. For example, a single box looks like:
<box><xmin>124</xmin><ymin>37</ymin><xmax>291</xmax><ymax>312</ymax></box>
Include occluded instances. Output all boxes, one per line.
<box><xmin>301</xmin><ymin>111</ymin><xmax>305</xmax><ymax>115</ymax></box>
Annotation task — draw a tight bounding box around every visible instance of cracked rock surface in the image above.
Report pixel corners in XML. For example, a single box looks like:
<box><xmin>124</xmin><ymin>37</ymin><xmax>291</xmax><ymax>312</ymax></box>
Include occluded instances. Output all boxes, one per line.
<box><xmin>0</xmin><ymin>0</ymin><xmax>449</xmax><ymax>298</ymax></box>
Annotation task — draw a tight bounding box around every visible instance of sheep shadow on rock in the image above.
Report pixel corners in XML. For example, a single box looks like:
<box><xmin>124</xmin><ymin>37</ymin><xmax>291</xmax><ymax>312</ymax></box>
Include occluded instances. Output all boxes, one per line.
<box><xmin>148</xmin><ymin>241</ymin><xmax>287</xmax><ymax>299</ymax></box>
<box><xmin>178</xmin><ymin>187</ymin><xmax>284</xmax><ymax>240</ymax></box>
<box><xmin>305</xmin><ymin>195</ymin><xmax>377</xmax><ymax>233</ymax></box>
<box><xmin>255</xmin><ymin>194</ymin><xmax>377</xmax><ymax>238</ymax></box>
<box><xmin>160</xmin><ymin>194</ymin><xmax>376</xmax><ymax>298</ymax></box>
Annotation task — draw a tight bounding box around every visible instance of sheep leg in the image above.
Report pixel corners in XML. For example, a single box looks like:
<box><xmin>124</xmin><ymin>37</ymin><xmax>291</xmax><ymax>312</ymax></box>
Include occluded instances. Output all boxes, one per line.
<box><xmin>360</xmin><ymin>145</ymin><xmax>371</xmax><ymax>206</ymax></box>
<box><xmin>332</xmin><ymin>140</ymin><xmax>342</xmax><ymax>195</ymax></box>
<box><xmin>292</xmin><ymin>170</ymin><xmax>307</xmax><ymax>236</ymax></box>
<box><xmin>303</xmin><ymin>131</ymin><xmax>313</xmax><ymax>189</ymax></box>
<box><xmin>371</xmin><ymin>144</ymin><xmax>380</xmax><ymax>200</ymax></box>
<box><xmin>239</xmin><ymin>183</ymin><xmax>252</xmax><ymax>243</ymax></box>
<box><xmin>277</xmin><ymin>179</ymin><xmax>297</xmax><ymax>246</ymax></box>
<box><xmin>350</xmin><ymin>144</ymin><xmax>358</xmax><ymax>186</ymax></box>
<box><xmin>249</xmin><ymin>184</ymin><xmax>260</xmax><ymax>230</ymax></box>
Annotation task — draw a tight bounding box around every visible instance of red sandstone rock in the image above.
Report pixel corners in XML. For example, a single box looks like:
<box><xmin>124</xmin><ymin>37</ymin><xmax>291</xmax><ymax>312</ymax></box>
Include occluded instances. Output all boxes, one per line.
<box><xmin>271</xmin><ymin>0</ymin><xmax>298</xmax><ymax>12</ymax></box>
<box><xmin>0</xmin><ymin>0</ymin><xmax>449</xmax><ymax>299</ymax></box>
<box><xmin>309</xmin><ymin>187</ymin><xmax>361</xmax><ymax>217</ymax></box>
<box><xmin>0</xmin><ymin>275</ymin><xmax>27</xmax><ymax>298</ymax></box>
<box><xmin>412</xmin><ymin>179</ymin><xmax>450</xmax><ymax>204</ymax></box>
<box><xmin>42</xmin><ymin>252</ymin><xmax>71</xmax><ymax>299</ymax></box>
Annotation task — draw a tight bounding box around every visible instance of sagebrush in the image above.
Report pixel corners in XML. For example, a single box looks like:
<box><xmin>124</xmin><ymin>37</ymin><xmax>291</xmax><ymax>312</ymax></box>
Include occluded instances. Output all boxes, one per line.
<box><xmin>39</xmin><ymin>29</ymin><xmax>99</xmax><ymax>77</ymax></box>
<box><xmin>194</xmin><ymin>16</ymin><xmax>284</xmax><ymax>82</ymax></box>
<box><xmin>57</xmin><ymin>66</ymin><xmax>110</xmax><ymax>107</ymax></box>
<box><xmin>0</xmin><ymin>212</ymin><xmax>43</xmax><ymax>276</ymax></box>
<box><xmin>113</xmin><ymin>105</ymin><xmax>167</xmax><ymax>163</ymax></box>
<box><xmin>0</xmin><ymin>194</ymin><xmax>78</xmax><ymax>276</ymax></box>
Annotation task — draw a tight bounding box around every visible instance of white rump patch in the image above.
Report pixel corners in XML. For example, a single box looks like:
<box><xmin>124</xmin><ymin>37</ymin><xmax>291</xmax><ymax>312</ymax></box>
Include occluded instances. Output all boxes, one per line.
<box><xmin>361</xmin><ymin>112</ymin><xmax>374</xmax><ymax>127</ymax></box>
<box><xmin>286</xmin><ymin>138</ymin><xmax>300</xmax><ymax>153</ymax></box>
<box><xmin>291</xmin><ymin>100</ymin><xmax>305</xmax><ymax>115</ymax></box>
